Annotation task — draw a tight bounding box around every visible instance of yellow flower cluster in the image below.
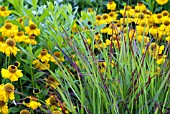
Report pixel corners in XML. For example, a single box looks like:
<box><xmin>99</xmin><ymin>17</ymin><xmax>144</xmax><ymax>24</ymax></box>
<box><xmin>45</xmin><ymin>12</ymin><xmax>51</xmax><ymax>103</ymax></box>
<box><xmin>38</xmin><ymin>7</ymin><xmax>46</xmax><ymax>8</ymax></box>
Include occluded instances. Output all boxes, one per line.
<box><xmin>33</xmin><ymin>49</ymin><xmax>65</xmax><ymax>70</ymax></box>
<box><xmin>45</xmin><ymin>95</ymin><xmax>70</xmax><ymax>114</ymax></box>
<box><xmin>0</xmin><ymin>19</ymin><xmax>41</xmax><ymax>56</ymax></box>
<box><xmin>92</xmin><ymin>1</ymin><xmax>169</xmax><ymax>65</ymax></box>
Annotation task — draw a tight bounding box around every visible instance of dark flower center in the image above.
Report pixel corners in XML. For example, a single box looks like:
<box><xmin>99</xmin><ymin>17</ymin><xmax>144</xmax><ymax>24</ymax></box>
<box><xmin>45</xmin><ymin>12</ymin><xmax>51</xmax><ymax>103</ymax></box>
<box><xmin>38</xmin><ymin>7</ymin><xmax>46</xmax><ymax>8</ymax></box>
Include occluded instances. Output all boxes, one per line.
<box><xmin>0</xmin><ymin>101</ymin><xmax>5</xmax><ymax>107</ymax></box>
<box><xmin>4</xmin><ymin>83</ymin><xmax>14</xmax><ymax>93</ymax></box>
<box><xmin>9</xmin><ymin>65</ymin><xmax>17</xmax><ymax>73</ymax></box>
<box><xmin>17</xmin><ymin>31</ymin><xmax>24</xmax><ymax>36</ymax></box>
<box><xmin>20</xmin><ymin>109</ymin><xmax>30</xmax><ymax>114</ymax></box>
<box><xmin>164</xmin><ymin>20</ymin><xmax>170</xmax><ymax>26</ymax></box>
<box><xmin>6</xmin><ymin>38</ymin><xmax>16</xmax><ymax>46</ymax></box>
<box><xmin>96</xmin><ymin>15</ymin><xmax>101</xmax><ymax>20</ymax></box>
<box><xmin>5</xmin><ymin>23</ymin><xmax>12</xmax><ymax>29</ymax></box>
<box><xmin>0</xmin><ymin>6</ymin><xmax>6</xmax><ymax>11</ymax></box>
<box><xmin>29</xmin><ymin>24</ymin><xmax>37</xmax><ymax>30</ymax></box>
<box><xmin>50</xmin><ymin>97</ymin><xmax>57</xmax><ymax>105</ymax></box>
<box><xmin>41</xmin><ymin>49</ymin><xmax>47</xmax><ymax>56</ymax></box>
<box><xmin>102</xmin><ymin>14</ymin><xmax>108</xmax><ymax>20</ymax></box>
<box><xmin>0</xmin><ymin>36</ymin><xmax>4</xmax><ymax>42</ymax></box>
<box><xmin>24</xmin><ymin>98</ymin><xmax>31</xmax><ymax>103</ymax></box>
<box><xmin>54</xmin><ymin>52</ymin><xmax>60</xmax><ymax>58</ymax></box>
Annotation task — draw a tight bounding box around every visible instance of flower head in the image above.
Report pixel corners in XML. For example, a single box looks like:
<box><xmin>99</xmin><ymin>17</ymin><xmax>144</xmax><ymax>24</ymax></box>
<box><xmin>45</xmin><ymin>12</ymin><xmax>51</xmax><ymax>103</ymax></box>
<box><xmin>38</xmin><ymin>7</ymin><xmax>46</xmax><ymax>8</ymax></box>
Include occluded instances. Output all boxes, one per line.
<box><xmin>0</xmin><ymin>6</ymin><xmax>11</xmax><ymax>17</ymax></box>
<box><xmin>0</xmin><ymin>100</ymin><xmax>8</xmax><ymax>114</ymax></box>
<box><xmin>25</xmin><ymin>20</ymin><xmax>40</xmax><ymax>36</ymax></box>
<box><xmin>0</xmin><ymin>22</ymin><xmax>18</xmax><ymax>37</ymax></box>
<box><xmin>13</xmin><ymin>31</ymin><xmax>28</xmax><ymax>43</ymax></box>
<box><xmin>107</xmin><ymin>1</ymin><xmax>116</xmax><ymax>11</ymax></box>
<box><xmin>44</xmin><ymin>75</ymin><xmax>59</xmax><ymax>89</ymax></box>
<box><xmin>156</xmin><ymin>0</ymin><xmax>168</xmax><ymax>5</ymax></box>
<box><xmin>23</xmin><ymin>96</ymin><xmax>41</xmax><ymax>110</ymax></box>
<box><xmin>24</xmin><ymin>35</ymin><xmax>37</xmax><ymax>45</ymax></box>
<box><xmin>4</xmin><ymin>83</ymin><xmax>15</xmax><ymax>101</ymax></box>
<box><xmin>0</xmin><ymin>38</ymin><xmax>20</xmax><ymax>56</ymax></box>
<box><xmin>1</xmin><ymin>65</ymin><xmax>23</xmax><ymax>82</ymax></box>
<box><xmin>38</xmin><ymin>49</ymin><xmax>51</xmax><ymax>62</ymax></box>
<box><xmin>32</xmin><ymin>59</ymin><xmax>50</xmax><ymax>70</ymax></box>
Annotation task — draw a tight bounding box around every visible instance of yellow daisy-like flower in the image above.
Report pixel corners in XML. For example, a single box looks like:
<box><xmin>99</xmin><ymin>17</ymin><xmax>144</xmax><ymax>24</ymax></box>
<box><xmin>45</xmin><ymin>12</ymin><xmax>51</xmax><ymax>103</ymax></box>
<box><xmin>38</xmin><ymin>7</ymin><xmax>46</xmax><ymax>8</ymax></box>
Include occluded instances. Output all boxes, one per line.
<box><xmin>0</xmin><ymin>100</ymin><xmax>8</xmax><ymax>114</ymax></box>
<box><xmin>44</xmin><ymin>75</ymin><xmax>60</xmax><ymax>89</ymax></box>
<box><xmin>45</xmin><ymin>95</ymin><xmax>58</xmax><ymax>106</ymax></box>
<box><xmin>25</xmin><ymin>20</ymin><xmax>40</xmax><ymax>36</ymax></box>
<box><xmin>32</xmin><ymin>59</ymin><xmax>50</xmax><ymax>70</ymax></box>
<box><xmin>0</xmin><ymin>6</ymin><xmax>11</xmax><ymax>17</ymax></box>
<box><xmin>156</xmin><ymin>54</ymin><xmax>166</xmax><ymax>64</ymax></box>
<box><xmin>107</xmin><ymin>1</ymin><xmax>116</xmax><ymax>11</ymax></box>
<box><xmin>51</xmin><ymin>51</ymin><xmax>64</xmax><ymax>64</ymax></box>
<box><xmin>0</xmin><ymin>22</ymin><xmax>18</xmax><ymax>37</ymax></box>
<box><xmin>23</xmin><ymin>96</ymin><xmax>41</xmax><ymax>110</ymax></box>
<box><xmin>38</xmin><ymin>49</ymin><xmax>51</xmax><ymax>62</ymax></box>
<box><xmin>24</xmin><ymin>35</ymin><xmax>37</xmax><ymax>45</ymax></box>
<box><xmin>102</xmin><ymin>13</ymin><xmax>112</xmax><ymax>24</ymax></box>
<box><xmin>95</xmin><ymin>15</ymin><xmax>106</xmax><ymax>25</ymax></box>
<box><xmin>13</xmin><ymin>31</ymin><xmax>28</xmax><ymax>43</ymax></box>
<box><xmin>135</xmin><ymin>2</ymin><xmax>146</xmax><ymax>11</ymax></box>
<box><xmin>0</xmin><ymin>38</ymin><xmax>20</xmax><ymax>56</ymax></box>
<box><xmin>1</xmin><ymin>65</ymin><xmax>23</xmax><ymax>82</ymax></box>
<box><xmin>156</xmin><ymin>0</ymin><xmax>168</xmax><ymax>5</ymax></box>
<box><xmin>3</xmin><ymin>83</ymin><xmax>15</xmax><ymax>101</ymax></box>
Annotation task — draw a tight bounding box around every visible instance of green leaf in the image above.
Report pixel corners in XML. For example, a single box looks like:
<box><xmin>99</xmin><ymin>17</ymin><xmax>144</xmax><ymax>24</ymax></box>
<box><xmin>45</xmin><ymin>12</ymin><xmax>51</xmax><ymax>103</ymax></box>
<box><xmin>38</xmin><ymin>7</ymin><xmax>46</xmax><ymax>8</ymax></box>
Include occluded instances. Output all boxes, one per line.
<box><xmin>33</xmin><ymin>47</ymin><xmax>42</xmax><ymax>57</ymax></box>
<box><xmin>34</xmin><ymin>72</ymin><xmax>45</xmax><ymax>79</ymax></box>
<box><xmin>21</xmin><ymin>75</ymin><xmax>30</xmax><ymax>81</ymax></box>
<box><xmin>154</xmin><ymin>6</ymin><xmax>162</xmax><ymax>13</ymax></box>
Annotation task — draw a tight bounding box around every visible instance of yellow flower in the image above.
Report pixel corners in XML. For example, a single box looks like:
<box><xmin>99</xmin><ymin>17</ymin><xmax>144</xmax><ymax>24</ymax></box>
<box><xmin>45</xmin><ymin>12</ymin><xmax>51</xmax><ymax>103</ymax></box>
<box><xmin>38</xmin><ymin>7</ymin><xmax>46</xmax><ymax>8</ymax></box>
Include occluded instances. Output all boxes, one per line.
<box><xmin>156</xmin><ymin>54</ymin><xmax>166</xmax><ymax>64</ymax></box>
<box><xmin>135</xmin><ymin>2</ymin><xmax>146</xmax><ymax>11</ymax></box>
<box><xmin>44</xmin><ymin>75</ymin><xmax>60</xmax><ymax>89</ymax></box>
<box><xmin>105</xmin><ymin>39</ymin><xmax>111</xmax><ymax>46</ymax></box>
<box><xmin>25</xmin><ymin>20</ymin><xmax>40</xmax><ymax>36</ymax></box>
<box><xmin>32</xmin><ymin>59</ymin><xmax>50</xmax><ymax>70</ymax></box>
<box><xmin>3</xmin><ymin>83</ymin><xmax>15</xmax><ymax>101</ymax></box>
<box><xmin>102</xmin><ymin>13</ymin><xmax>112</xmax><ymax>24</ymax></box>
<box><xmin>166</xmin><ymin>36</ymin><xmax>170</xmax><ymax>42</ymax></box>
<box><xmin>13</xmin><ymin>31</ymin><xmax>28</xmax><ymax>43</ymax></box>
<box><xmin>38</xmin><ymin>49</ymin><xmax>51</xmax><ymax>62</ymax></box>
<box><xmin>0</xmin><ymin>100</ymin><xmax>8</xmax><ymax>114</ymax></box>
<box><xmin>95</xmin><ymin>15</ymin><xmax>106</xmax><ymax>25</ymax></box>
<box><xmin>108</xmin><ymin>12</ymin><xmax>118</xmax><ymax>21</ymax></box>
<box><xmin>0</xmin><ymin>38</ymin><xmax>20</xmax><ymax>56</ymax></box>
<box><xmin>0</xmin><ymin>6</ymin><xmax>11</xmax><ymax>17</ymax></box>
<box><xmin>107</xmin><ymin>1</ymin><xmax>116</xmax><ymax>11</ymax></box>
<box><xmin>24</xmin><ymin>35</ymin><xmax>37</xmax><ymax>45</ymax></box>
<box><xmin>156</xmin><ymin>0</ymin><xmax>168</xmax><ymax>5</ymax></box>
<box><xmin>1</xmin><ymin>65</ymin><xmax>23</xmax><ymax>82</ymax></box>
<box><xmin>45</xmin><ymin>95</ymin><xmax>58</xmax><ymax>106</ymax></box>
<box><xmin>20</xmin><ymin>109</ymin><xmax>30</xmax><ymax>114</ymax></box>
<box><xmin>137</xmin><ymin>35</ymin><xmax>150</xmax><ymax>43</ymax></box>
<box><xmin>155</xmin><ymin>13</ymin><xmax>163</xmax><ymax>24</ymax></box>
<box><xmin>23</xmin><ymin>96</ymin><xmax>41</xmax><ymax>110</ymax></box>
<box><xmin>0</xmin><ymin>22</ymin><xmax>18</xmax><ymax>37</ymax></box>
<box><xmin>51</xmin><ymin>51</ymin><xmax>64</xmax><ymax>64</ymax></box>
<box><xmin>17</xmin><ymin>16</ymin><xmax>26</xmax><ymax>26</ymax></box>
